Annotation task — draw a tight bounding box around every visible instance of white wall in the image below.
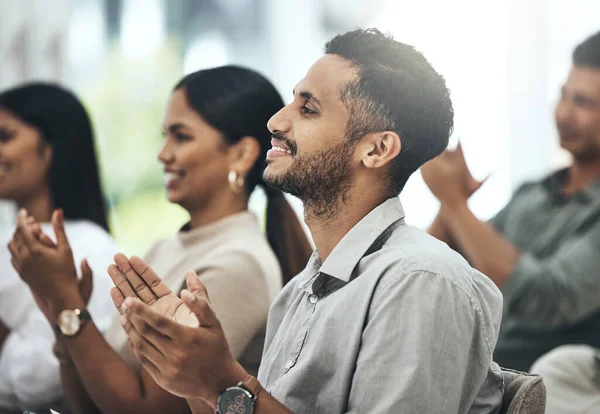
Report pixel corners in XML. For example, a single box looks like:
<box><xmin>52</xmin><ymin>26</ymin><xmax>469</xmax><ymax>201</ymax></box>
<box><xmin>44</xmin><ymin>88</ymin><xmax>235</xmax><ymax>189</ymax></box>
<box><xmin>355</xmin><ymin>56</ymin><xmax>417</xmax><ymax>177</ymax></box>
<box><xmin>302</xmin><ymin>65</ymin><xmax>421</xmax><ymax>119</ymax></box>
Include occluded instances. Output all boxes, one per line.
<box><xmin>369</xmin><ymin>0</ymin><xmax>600</xmax><ymax>228</ymax></box>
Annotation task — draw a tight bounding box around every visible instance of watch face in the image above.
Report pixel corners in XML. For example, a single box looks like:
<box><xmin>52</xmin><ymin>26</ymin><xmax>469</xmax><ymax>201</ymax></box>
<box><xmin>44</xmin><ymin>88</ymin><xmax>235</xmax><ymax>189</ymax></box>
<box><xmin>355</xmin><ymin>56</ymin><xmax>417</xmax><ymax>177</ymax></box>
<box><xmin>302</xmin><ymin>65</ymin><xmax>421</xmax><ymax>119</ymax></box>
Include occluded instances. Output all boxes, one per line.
<box><xmin>58</xmin><ymin>310</ymin><xmax>81</xmax><ymax>336</ymax></box>
<box><xmin>217</xmin><ymin>387</ymin><xmax>254</xmax><ymax>414</ymax></box>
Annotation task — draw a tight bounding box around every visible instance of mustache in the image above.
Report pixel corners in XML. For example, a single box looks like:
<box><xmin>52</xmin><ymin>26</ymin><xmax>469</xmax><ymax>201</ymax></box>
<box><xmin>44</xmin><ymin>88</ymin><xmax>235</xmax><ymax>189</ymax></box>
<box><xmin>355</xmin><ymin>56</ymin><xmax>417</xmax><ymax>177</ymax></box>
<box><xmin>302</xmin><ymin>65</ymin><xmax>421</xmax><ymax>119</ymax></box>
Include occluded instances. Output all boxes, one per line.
<box><xmin>271</xmin><ymin>132</ymin><xmax>297</xmax><ymax>155</ymax></box>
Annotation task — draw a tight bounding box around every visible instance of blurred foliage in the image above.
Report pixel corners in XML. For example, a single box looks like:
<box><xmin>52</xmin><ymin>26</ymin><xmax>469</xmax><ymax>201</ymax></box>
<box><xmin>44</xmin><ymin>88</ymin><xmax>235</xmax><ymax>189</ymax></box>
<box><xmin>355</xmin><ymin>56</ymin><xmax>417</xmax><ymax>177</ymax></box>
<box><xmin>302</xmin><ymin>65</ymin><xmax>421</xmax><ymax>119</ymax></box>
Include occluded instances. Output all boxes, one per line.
<box><xmin>79</xmin><ymin>37</ymin><xmax>188</xmax><ymax>256</ymax></box>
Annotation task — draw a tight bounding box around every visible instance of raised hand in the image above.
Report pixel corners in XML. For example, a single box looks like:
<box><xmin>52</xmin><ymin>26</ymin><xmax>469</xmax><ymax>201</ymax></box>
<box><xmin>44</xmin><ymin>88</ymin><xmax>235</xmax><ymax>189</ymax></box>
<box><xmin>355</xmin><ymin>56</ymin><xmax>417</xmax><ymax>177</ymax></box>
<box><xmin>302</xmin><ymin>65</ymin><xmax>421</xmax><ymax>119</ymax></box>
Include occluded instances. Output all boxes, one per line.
<box><xmin>8</xmin><ymin>209</ymin><xmax>79</xmax><ymax>302</ymax></box>
<box><xmin>118</xmin><ymin>270</ymin><xmax>246</xmax><ymax>405</ymax></box>
<box><xmin>108</xmin><ymin>254</ymin><xmax>198</xmax><ymax>328</ymax></box>
<box><xmin>421</xmin><ymin>142</ymin><xmax>488</xmax><ymax>205</ymax></box>
<box><xmin>33</xmin><ymin>259</ymin><xmax>95</xmax><ymax>326</ymax></box>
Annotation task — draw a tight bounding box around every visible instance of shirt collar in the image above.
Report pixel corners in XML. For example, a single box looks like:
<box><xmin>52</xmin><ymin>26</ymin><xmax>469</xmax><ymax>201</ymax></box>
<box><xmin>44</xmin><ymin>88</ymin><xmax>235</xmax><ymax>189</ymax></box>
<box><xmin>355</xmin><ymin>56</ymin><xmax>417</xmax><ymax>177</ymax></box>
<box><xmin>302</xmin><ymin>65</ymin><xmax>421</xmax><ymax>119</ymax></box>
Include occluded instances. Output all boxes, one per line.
<box><xmin>299</xmin><ymin>197</ymin><xmax>406</xmax><ymax>288</ymax></box>
<box><xmin>545</xmin><ymin>168</ymin><xmax>600</xmax><ymax>203</ymax></box>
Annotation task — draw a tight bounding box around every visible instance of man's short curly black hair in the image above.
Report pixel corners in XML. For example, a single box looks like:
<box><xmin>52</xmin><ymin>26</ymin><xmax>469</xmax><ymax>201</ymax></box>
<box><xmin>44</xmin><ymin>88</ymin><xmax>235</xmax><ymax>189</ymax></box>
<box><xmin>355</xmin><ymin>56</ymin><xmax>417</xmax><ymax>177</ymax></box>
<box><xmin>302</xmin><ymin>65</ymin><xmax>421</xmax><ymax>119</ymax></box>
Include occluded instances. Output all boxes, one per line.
<box><xmin>325</xmin><ymin>28</ymin><xmax>454</xmax><ymax>193</ymax></box>
<box><xmin>573</xmin><ymin>31</ymin><xmax>600</xmax><ymax>69</ymax></box>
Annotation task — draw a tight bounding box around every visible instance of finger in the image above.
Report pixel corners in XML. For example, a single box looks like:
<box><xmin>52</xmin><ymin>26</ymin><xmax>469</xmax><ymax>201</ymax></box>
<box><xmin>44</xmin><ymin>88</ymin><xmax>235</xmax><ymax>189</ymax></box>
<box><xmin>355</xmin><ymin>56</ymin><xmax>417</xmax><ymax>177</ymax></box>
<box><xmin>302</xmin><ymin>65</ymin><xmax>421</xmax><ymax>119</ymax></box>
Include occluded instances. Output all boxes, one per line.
<box><xmin>15</xmin><ymin>210</ymin><xmax>37</xmax><ymax>248</ymax></box>
<box><xmin>122</xmin><ymin>298</ymin><xmax>177</xmax><ymax>340</ymax></box>
<box><xmin>29</xmin><ymin>221</ymin><xmax>42</xmax><ymax>236</ymax></box>
<box><xmin>10</xmin><ymin>257</ymin><xmax>21</xmax><ymax>274</ymax></box>
<box><xmin>455</xmin><ymin>140</ymin><xmax>464</xmax><ymax>155</ymax></box>
<box><xmin>480</xmin><ymin>173</ymin><xmax>492</xmax><ymax>185</ymax></box>
<box><xmin>51</xmin><ymin>209</ymin><xmax>71</xmax><ymax>249</ymax></box>
<box><xmin>38</xmin><ymin>232</ymin><xmax>56</xmax><ymax>248</ymax></box>
<box><xmin>114</xmin><ymin>253</ymin><xmax>157</xmax><ymax>304</ymax></box>
<box><xmin>108</xmin><ymin>263</ymin><xmax>137</xmax><ymax>299</ymax></box>
<box><xmin>8</xmin><ymin>240</ymin><xmax>21</xmax><ymax>261</ymax></box>
<box><xmin>110</xmin><ymin>287</ymin><xmax>126</xmax><ymax>315</ymax></box>
<box><xmin>11</xmin><ymin>231</ymin><xmax>27</xmax><ymax>256</ymax></box>
<box><xmin>181</xmin><ymin>289</ymin><xmax>220</xmax><ymax>329</ymax></box>
<box><xmin>129</xmin><ymin>256</ymin><xmax>172</xmax><ymax>299</ymax></box>
<box><xmin>120</xmin><ymin>314</ymin><xmax>167</xmax><ymax>366</ymax></box>
<box><xmin>184</xmin><ymin>269</ymin><xmax>211</xmax><ymax>304</ymax></box>
<box><xmin>138</xmin><ymin>352</ymin><xmax>162</xmax><ymax>380</ymax></box>
<box><xmin>474</xmin><ymin>173</ymin><xmax>492</xmax><ymax>191</ymax></box>
<box><xmin>27</xmin><ymin>219</ymin><xmax>52</xmax><ymax>247</ymax></box>
<box><xmin>79</xmin><ymin>259</ymin><xmax>94</xmax><ymax>304</ymax></box>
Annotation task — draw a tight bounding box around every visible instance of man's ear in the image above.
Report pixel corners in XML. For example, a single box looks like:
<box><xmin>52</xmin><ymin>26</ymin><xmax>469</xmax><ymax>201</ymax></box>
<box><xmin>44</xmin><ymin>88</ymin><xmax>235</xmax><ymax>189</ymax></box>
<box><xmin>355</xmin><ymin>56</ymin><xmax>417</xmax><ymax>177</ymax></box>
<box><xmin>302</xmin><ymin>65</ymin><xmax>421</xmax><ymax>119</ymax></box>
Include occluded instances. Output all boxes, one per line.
<box><xmin>358</xmin><ymin>131</ymin><xmax>401</xmax><ymax>169</ymax></box>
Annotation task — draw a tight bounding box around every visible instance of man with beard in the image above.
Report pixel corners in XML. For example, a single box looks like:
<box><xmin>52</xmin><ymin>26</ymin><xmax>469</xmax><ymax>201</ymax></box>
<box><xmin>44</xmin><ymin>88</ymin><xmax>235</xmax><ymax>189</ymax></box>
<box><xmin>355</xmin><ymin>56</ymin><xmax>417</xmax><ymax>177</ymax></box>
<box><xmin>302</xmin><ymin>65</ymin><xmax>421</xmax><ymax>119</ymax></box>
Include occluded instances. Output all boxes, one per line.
<box><xmin>103</xmin><ymin>29</ymin><xmax>504</xmax><ymax>413</ymax></box>
<box><xmin>423</xmin><ymin>30</ymin><xmax>600</xmax><ymax>373</ymax></box>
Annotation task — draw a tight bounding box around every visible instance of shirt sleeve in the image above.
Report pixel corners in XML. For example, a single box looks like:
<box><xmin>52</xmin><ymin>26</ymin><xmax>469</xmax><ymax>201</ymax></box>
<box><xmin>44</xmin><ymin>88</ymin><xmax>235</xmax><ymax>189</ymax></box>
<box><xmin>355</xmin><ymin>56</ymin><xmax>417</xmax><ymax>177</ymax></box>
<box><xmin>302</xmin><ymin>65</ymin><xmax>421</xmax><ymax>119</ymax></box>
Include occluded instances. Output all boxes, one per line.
<box><xmin>346</xmin><ymin>269</ymin><xmax>502</xmax><ymax>414</ymax></box>
<box><xmin>0</xmin><ymin>312</ymin><xmax>62</xmax><ymax>411</ymax></box>
<box><xmin>194</xmin><ymin>252</ymin><xmax>271</xmax><ymax>358</ymax></box>
<box><xmin>488</xmin><ymin>183</ymin><xmax>531</xmax><ymax>233</ymax></box>
<box><xmin>502</xmin><ymin>219</ymin><xmax>600</xmax><ymax>330</ymax></box>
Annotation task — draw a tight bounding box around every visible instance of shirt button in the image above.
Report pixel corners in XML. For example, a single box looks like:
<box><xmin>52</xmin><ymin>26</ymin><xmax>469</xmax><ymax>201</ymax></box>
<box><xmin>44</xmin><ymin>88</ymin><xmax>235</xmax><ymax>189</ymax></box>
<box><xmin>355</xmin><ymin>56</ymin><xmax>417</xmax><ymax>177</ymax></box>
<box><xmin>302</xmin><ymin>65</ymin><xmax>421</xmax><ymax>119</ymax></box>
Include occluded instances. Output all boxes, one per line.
<box><xmin>308</xmin><ymin>294</ymin><xmax>318</xmax><ymax>304</ymax></box>
<box><xmin>285</xmin><ymin>359</ymin><xmax>294</xmax><ymax>370</ymax></box>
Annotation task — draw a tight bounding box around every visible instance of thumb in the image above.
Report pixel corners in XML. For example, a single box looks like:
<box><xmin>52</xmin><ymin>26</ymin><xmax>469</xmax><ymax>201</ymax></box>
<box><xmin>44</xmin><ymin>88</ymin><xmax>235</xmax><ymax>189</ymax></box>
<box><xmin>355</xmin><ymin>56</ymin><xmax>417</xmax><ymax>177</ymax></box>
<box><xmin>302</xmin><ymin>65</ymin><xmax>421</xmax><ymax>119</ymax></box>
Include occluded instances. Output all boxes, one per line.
<box><xmin>79</xmin><ymin>259</ymin><xmax>94</xmax><ymax>304</ymax></box>
<box><xmin>52</xmin><ymin>209</ymin><xmax>70</xmax><ymax>249</ymax></box>
<box><xmin>181</xmin><ymin>289</ymin><xmax>219</xmax><ymax>328</ymax></box>
<box><xmin>468</xmin><ymin>173</ymin><xmax>491</xmax><ymax>194</ymax></box>
<box><xmin>185</xmin><ymin>269</ymin><xmax>211</xmax><ymax>305</ymax></box>
<box><xmin>476</xmin><ymin>173</ymin><xmax>492</xmax><ymax>189</ymax></box>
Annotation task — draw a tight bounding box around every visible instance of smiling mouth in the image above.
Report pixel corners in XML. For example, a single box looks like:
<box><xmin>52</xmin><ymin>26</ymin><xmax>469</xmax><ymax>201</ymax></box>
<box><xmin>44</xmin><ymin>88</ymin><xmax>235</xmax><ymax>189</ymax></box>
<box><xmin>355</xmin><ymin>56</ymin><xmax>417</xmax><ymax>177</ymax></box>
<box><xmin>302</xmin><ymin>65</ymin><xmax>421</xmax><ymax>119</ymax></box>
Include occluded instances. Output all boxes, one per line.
<box><xmin>271</xmin><ymin>145</ymin><xmax>292</xmax><ymax>155</ymax></box>
<box><xmin>163</xmin><ymin>171</ymin><xmax>184</xmax><ymax>187</ymax></box>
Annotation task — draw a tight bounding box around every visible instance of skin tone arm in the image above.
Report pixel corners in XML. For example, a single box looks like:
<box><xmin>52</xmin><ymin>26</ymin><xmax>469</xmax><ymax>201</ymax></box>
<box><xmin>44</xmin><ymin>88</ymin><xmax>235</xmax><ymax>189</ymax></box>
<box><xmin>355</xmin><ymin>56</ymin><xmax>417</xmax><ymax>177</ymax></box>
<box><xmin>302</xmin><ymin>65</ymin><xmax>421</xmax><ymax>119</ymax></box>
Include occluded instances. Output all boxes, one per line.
<box><xmin>109</xmin><ymin>255</ymin><xmax>294</xmax><ymax>413</ymax></box>
<box><xmin>437</xmin><ymin>201</ymin><xmax>520</xmax><ymax>286</ymax></box>
<box><xmin>8</xmin><ymin>210</ymin><xmax>190</xmax><ymax>414</ymax></box>
<box><xmin>421</xmin><ymin>144</ymin><xmax>519</xmax><ymax>286</ymax></box>
<box><xmin>427</xmin><ymin>211</ymin><xmax>454</xmax><ymax>246</ymax></box>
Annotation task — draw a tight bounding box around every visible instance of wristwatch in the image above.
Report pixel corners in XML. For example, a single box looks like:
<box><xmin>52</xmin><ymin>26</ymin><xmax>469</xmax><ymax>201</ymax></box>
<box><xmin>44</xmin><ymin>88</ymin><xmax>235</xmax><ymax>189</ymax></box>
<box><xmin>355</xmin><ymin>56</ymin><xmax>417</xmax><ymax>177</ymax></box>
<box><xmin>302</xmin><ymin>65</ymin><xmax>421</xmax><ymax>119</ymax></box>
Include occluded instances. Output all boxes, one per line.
<box><xmin>54</xmin><ymin>308</ymin><xmax>91</xmax><ymax>337</ymax></box>
<box><xmin>216</xmin><ymin>376</ymin><xmax>262</xmax><ymax>414</ymax></box>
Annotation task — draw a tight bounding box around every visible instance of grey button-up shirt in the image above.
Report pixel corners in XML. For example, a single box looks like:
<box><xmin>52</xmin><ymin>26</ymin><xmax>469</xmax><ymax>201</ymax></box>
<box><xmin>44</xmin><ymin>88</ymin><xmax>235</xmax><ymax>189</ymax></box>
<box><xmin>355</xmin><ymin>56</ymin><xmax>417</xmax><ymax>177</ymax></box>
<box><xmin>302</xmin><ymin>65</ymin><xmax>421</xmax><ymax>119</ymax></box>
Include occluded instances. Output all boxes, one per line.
<box><xmin>258</xmin><ymin>197</ymin><xmax>504</xmax><ymax>413</ymax></box>
<box><xmin>490</xmin><ymin>168</ymin><xmax>600</xmax><ymax>371</ymax></box>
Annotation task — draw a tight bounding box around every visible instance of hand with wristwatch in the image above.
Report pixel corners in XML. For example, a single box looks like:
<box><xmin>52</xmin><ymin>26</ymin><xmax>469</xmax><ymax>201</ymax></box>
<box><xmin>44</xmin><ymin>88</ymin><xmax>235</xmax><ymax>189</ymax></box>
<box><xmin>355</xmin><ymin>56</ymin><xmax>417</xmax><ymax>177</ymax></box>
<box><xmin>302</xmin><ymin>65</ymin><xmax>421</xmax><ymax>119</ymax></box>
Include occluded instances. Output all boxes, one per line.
<box><xmin>11</xmin><ymin>210</ymin><xmax>287</xmax><ymax>413</ymax></box>
<box><xmin>8</xmin><ymin>209</ymin><xmax>94</xmax><ymax>363</ymax></box>
<box><xmin>111</xmin><ymin>259</ymin><xmax>281</xmax><ymax>413</ymax></box>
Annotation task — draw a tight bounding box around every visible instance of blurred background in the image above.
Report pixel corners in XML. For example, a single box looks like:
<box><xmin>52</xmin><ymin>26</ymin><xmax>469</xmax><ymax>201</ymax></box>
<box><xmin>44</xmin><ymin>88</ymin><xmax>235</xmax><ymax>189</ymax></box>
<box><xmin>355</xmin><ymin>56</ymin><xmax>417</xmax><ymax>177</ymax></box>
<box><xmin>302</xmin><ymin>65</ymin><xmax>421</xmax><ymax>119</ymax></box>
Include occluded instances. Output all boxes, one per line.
<box><xmin>1</xmin><ymin>0</ymin><xmax>599</xmax><ymax>255</ymax></box>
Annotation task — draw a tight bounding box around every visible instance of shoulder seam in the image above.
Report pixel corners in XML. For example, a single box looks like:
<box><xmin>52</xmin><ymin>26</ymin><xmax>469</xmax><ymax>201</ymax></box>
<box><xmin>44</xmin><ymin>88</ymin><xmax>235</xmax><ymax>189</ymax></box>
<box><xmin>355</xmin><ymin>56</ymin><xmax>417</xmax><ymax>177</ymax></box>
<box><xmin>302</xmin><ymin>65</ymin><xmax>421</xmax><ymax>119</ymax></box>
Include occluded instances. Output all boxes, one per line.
<box><xmin>376</xmin><ymin>268</ymin><xmax>495</xmax><ymax>356</ymax></box>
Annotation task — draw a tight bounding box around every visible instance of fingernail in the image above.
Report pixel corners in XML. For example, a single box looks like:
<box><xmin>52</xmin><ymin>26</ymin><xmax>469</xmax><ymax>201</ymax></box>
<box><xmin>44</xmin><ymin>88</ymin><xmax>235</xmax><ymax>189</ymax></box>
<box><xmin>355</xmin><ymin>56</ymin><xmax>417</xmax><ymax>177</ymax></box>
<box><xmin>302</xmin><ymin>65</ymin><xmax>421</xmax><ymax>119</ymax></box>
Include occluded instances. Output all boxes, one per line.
<box><xmin>120</xmin><ymin>315</ymin><xmax>127</xmax><ymax>327</ymax></box>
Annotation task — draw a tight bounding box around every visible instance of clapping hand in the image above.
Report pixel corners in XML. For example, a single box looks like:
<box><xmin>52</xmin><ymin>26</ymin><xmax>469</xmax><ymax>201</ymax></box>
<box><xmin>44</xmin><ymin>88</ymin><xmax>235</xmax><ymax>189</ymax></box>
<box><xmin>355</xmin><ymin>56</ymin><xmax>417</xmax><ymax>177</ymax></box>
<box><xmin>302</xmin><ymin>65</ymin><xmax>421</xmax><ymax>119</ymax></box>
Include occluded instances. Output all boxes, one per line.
<box><xmin>108</xmin><ymin>255</ymin><xmax>247</xmax><ymax>406</ymax></box>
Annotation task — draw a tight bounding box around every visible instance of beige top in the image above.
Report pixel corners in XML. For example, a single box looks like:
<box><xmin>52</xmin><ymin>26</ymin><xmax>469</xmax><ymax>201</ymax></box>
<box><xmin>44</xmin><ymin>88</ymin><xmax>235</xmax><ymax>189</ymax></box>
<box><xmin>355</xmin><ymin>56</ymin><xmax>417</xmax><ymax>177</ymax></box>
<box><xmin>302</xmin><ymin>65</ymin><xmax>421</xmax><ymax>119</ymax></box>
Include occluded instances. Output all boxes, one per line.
<box><xmin>105</xmin><ymin>212</ymin><xmax>282</xmax><ymax>375</ymax></box>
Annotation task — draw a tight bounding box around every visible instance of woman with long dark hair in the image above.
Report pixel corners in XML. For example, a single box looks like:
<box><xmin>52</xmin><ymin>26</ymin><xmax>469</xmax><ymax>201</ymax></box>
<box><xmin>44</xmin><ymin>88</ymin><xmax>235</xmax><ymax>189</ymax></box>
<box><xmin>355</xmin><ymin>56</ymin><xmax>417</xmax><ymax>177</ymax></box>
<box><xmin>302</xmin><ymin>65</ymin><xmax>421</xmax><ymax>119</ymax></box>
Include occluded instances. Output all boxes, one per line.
<box><xmin>0</xmin><ymin>83</ymin><xmax>117</xmax><ymax>413</ymax></box>
<box><xmin>9</xmin><ymin>66</ymin><xmax>312</xmax><ymax>414</ymax></box>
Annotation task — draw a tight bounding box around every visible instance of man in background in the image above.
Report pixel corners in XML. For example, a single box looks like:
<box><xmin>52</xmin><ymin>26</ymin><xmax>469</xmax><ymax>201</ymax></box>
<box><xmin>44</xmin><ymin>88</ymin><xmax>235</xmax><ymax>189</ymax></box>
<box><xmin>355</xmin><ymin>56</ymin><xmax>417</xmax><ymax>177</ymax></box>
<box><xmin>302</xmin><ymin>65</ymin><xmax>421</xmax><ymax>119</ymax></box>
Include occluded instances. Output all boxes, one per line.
<box><xmin>423</xmin><ymin>30</ymin><xmax>600</xmax><ymax>372</ymax></box>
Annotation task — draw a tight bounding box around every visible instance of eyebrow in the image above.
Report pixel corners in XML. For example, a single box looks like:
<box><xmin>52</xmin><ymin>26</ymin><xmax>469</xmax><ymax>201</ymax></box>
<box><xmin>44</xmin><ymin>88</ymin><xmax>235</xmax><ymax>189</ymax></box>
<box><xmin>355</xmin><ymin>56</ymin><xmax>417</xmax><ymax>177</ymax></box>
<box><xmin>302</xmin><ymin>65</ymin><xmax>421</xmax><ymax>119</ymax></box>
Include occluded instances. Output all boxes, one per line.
<box><xmin>163</xmin><ymin>123</ymin><xmax>191</xmax><ymax>133</ymax></box>
<box><xmin>293</xmin><ymin>89</ymin><xmax>322</xmax><ymax>108</ymax></box>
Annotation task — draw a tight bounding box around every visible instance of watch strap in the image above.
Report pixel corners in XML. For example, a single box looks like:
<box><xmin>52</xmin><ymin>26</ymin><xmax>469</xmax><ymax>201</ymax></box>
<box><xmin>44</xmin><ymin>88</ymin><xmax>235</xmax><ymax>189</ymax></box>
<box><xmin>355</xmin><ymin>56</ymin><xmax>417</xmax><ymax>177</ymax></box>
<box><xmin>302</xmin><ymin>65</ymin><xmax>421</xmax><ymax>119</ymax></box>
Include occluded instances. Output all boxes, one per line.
<box><xmin>242</xmin><ymin>376</ymin><xmax>262</xmax><ymax>398</ymax></box>
<box><xmin>78</xmin><ymin>308</ymin><xmax>91</xmax><ymax>322</ymax></box>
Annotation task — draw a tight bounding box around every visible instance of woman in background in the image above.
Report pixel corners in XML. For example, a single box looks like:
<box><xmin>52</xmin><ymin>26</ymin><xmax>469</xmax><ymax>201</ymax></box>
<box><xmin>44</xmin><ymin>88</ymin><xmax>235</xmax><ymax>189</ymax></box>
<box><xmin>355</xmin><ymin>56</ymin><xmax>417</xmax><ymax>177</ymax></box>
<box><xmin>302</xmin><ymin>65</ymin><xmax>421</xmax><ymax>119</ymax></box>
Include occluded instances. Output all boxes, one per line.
<box><xmin>0</xmin><ymin>83</ymin><xmax>118</xmax><ymax>413</ymax></box>
<box><xmin>10</xmin><ymin>66</ymin><xmax>312</xmax><ymax>414</ymax></box>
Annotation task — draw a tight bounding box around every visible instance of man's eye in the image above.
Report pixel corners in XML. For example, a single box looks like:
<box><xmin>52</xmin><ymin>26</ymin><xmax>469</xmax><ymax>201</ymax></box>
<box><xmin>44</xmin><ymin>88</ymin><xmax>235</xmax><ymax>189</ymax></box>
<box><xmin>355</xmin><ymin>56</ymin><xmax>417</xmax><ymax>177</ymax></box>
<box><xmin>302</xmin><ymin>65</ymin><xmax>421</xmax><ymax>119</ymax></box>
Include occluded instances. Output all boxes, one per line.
<box><xmin>301</xmin><ymin>105</ymin><xmax>316</xmax><ymax>115</ymax></box>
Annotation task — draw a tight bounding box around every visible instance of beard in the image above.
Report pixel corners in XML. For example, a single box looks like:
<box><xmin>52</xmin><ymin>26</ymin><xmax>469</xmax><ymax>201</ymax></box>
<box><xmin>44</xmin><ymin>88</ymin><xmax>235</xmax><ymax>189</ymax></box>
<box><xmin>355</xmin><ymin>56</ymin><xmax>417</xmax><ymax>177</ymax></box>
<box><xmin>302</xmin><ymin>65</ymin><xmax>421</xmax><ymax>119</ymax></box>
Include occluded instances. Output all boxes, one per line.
<box><xmin>264</xmin><ymin>138</ymin><xmax>356</xmax><ymax>219</ymax></box>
